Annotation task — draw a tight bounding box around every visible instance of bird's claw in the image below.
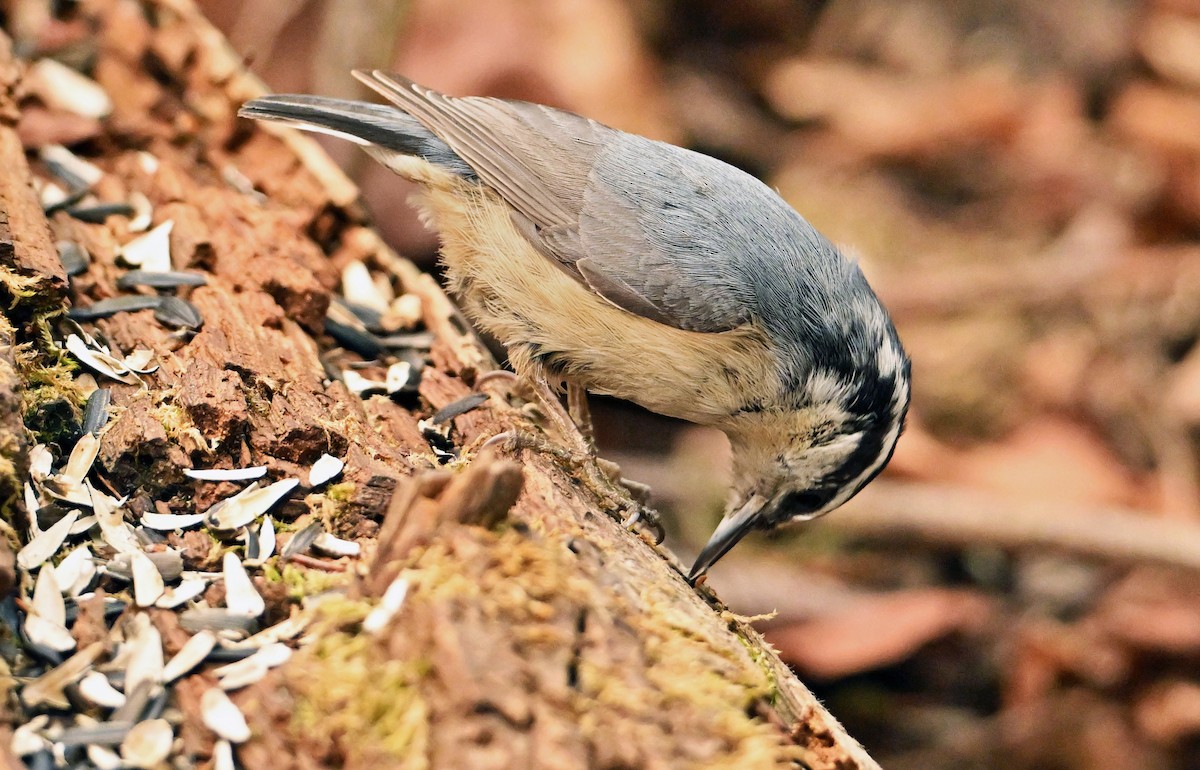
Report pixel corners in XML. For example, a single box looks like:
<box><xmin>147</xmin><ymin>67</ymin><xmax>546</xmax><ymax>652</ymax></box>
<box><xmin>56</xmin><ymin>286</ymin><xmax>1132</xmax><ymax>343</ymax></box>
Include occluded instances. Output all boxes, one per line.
<box><xmin>621</xmin><ymin>504</ymin><xmax>666</xmax><ymax>545</ymax></box>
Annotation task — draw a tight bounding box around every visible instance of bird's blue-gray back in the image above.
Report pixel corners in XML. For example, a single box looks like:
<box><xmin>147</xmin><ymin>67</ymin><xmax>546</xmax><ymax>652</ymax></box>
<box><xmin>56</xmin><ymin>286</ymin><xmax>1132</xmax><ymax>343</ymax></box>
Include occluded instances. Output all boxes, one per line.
<box><xmin>352</xmin><ymin>73</ymin><xmax>891</xmax><ymax>391</ymax></box>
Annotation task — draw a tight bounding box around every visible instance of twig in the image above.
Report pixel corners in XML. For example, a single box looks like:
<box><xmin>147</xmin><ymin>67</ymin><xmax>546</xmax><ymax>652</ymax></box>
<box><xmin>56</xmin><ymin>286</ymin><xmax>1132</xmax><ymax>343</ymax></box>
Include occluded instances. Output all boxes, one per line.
<box><xmin>832</xmin><ymin>481</ymin><xmax>1200</xmax><ymax>570</ymax></box>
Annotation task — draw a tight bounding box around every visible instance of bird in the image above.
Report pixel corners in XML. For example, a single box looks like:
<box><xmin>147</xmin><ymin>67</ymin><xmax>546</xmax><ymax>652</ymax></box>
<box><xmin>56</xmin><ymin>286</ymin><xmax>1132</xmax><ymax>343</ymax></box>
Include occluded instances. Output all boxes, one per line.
<box><xmin>239</xmin><ymin>71</ymin><xmax>911</xmax><ymax>581</ymax></box>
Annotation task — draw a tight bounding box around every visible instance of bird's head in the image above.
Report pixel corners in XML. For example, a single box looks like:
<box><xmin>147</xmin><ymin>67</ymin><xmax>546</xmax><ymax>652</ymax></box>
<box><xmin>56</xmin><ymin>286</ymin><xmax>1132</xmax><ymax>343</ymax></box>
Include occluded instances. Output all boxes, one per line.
<box><xmin>690</xmin><ymin>348</ymin><xmax>911</xmax><ymax>581</ymax></box>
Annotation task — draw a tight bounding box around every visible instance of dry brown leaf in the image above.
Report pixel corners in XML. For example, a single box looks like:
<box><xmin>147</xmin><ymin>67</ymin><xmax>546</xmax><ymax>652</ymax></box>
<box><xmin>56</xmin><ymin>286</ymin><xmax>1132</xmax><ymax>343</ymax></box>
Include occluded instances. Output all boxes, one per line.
<box><xmin>1094</xmin><ymin>569</ymin><xmax>1200</xmax><ymax>654</ymax></box>
<box><xmin>765</xmin><ymin>588</ymin><xmax>993</xmax><ymax>679</ymax></box>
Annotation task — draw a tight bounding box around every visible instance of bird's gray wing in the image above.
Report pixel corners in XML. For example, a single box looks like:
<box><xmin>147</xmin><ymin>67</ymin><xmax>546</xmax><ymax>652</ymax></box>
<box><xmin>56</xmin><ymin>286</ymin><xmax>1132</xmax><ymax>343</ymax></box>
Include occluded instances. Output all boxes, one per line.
<box><xmin>355</xmin><ymin>70</ymin><xmax>784</xmax><ymax>333</ymax></box>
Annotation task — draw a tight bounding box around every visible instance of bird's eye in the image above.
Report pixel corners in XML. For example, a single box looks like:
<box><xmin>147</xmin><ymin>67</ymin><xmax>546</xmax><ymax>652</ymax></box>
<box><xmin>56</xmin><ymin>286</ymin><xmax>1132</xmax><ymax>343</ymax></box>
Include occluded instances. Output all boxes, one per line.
<box><xmin>777</xmin><ymin>489</ymin><xmax>828</xmax><ymax>513</ymax></box>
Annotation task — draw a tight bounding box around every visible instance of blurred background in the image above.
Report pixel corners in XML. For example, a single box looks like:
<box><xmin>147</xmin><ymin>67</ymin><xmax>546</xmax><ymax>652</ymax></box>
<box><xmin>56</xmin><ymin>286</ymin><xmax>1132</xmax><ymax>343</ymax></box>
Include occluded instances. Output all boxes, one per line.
<box><xmin>201</xmin><ymin>0</ymin><xmax>1200</xmax><ymax>767</ymax></box>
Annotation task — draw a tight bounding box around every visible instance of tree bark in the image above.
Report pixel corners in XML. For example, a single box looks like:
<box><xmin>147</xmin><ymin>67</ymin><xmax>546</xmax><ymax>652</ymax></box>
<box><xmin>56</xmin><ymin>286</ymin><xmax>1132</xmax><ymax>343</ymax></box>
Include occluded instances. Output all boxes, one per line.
<box><xmin>0</xmin><ymin>1</ymin><xmax>881</xmax><ymax>767</ymax></box>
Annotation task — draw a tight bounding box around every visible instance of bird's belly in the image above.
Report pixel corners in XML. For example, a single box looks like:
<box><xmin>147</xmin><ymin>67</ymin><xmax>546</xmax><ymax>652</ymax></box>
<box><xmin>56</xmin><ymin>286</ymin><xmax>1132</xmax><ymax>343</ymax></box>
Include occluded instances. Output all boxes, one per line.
<box><xmin>419</xmin><ymin>182</ymin><xmax>781</xmax><ymax>425</ymax></box>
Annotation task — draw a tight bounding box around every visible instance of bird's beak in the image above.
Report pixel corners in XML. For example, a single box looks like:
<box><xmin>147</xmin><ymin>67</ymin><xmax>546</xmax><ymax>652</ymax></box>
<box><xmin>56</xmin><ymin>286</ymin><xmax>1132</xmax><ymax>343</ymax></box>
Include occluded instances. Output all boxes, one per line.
<box><xmin>687</xmin><ymin>494</ymin><xmax>769</xmax><ymax>583</ymax></box>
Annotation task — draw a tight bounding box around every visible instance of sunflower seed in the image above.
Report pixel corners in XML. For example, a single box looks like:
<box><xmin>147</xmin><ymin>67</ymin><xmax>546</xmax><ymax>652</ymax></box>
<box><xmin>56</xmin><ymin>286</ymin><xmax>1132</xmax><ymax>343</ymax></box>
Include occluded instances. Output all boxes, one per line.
<box><xmin>56</xmin><ymin>240</ymin><xmax>90</xmax><ymax>276</ymax></box>
<box><xmin>139</xmin><ymin>512</ymin><xmax>205</xmax><ymax>531</ymax></box>
<box><xmin>241</xmin><ymin>524</ymin><xmax>259</xmax><ymax>559</ymax></box>
<box><xmin>222</xmin><ymin>164</ymin><xmax>263</xmax><ymax>200</ymax></box>
<box><xmin>382</xmin><ymin>293</ymin><xmax>423</xmax><ymax>331</ymax></box>
<box><xmin>68</xmin><ymin>295</ymin><xmax>163</xmax><ymax>322</ymax></box>
<box><xmin>28</xmin><ymin>443</ymin><xmax>53</xmax><ymax>481</ymax></box>
<box><xmin>119</xmin><ymin>718</ymin><xmax>173</xmax><ymax>767</ymax></box>
<box><xmin>243</xmin><ymin>516</ymin><xmax>275</xmax><ymax>567</ymax></box>
<box><xmin>35</xmin><ymin>503</ymin><xmax>73</xmax><ymax>532</ymax></box>
<box><xmin>184</xmin><ymin>466</ymin><xmax>267</xmax><ymax>482</ymax></box>
<box><xmin>280</xmin><ymin>522</ymin><xmax>322</xmax><ymax>559</ymax></box>
<box><xmin>385</xmin><ymin>362</ymin><xmax>415</xmax><ymax>396</ymax></box>
<box><xmin>312</xmin><ymin>533</ymin><xmax>359</xmax><ymax>558</ymax></box>
<box><xmin>308</xmin><ymin>454</ymin><xmax>344</xmax><ymax>488</ymax></box>
<box><xmin>64</xmin><ymin>334</ymin><xmax>140</xmax><ymax>385</ymax></box>
<box><xmin>205</xmin><ymin>646</ymin><xmax>257</xmax><ymax>664</ymax></box>
<box><xmin>31</xmin><ymin>568</ymin><xmax>65</xmax><ymax>623</ymax></box>
<box><xmin>127</xmin><ymin>192</ymin><xmax>153</xmax><ymax>232</ymax></box>
<box><xmin>67</xmin><ymin>202</ymin><xmax>136</xmax><ymax>224</ymax></box>
<box><xmin>27</xmin><ymin>59</ymin><xmax>113</xmax><ymax>118</ymax></box>
<box><xmin>378</xmin><ymin>331</ymin><xmax>435</xmax><ymax>350</ymax></box>
<box><xmin>161</xmin><ymin>630</ymin><xmax>216</xmax><ymax>683</ymax></box>
<box><xmin>41</xmin><ymin>144</ymin><xmax>104</xmax><ymax>189</ymax></box>
<box><xmin>179</xmin><ymin>608</ymin><xmax>258</xmax><ymax>637</ymax></box>
<box><xmin>324</xmin><ymin>317</ymin><xmax>385</xmax><ymax>360</ymax></box>
<box><xmin>201</xmin><ymin>688</ymin><xmax>251</xmax><ymax>743</ymax></box>
<box><xmin>342</xmin><ymin>370</ymin><xmax>387</xmax><ymax>396</ymax></box>
<box><xmin>11</xmin><ymin>715</ymin><xmax>50</xmax><ymax>756</ymax></box>
<box><xmin>82</xmin><ymin>388</ymin><xmax>112</xmax><ymax>436</ymax></box>
<box><xmin>25</xmin><ymin>581</ymin><xmax>75</xmax><ymax>653</ymax></box>
<box><xmin>334</xmin><ymin>298</ymin><xmax>383</xmax><ymax>332</ymax></box>
<box><xmin>205</xmin><ymin>478</ymin><xmax>298</xmax><ymax>531</ymax></box>
<box><xmin>20</xmin><ymin>642</ymin><xmax>104</xmax><ymax>708</ymax></box>
<box><xmin>122</xmin><ymin>349</ymin><xmax>158</xmax><ymax>375</ymax></box>
<box><xmin>137</xmin><ymin>152</ymin><xmax>159</xmax><ymax>174</ymax></box>
<box><xmin>123</xmin><ymin>615</ymin><xmax>164</xmax><ymax>697</ymax></box>
<box><xmin>213</xmin><ymin>739</ymin><xmax>236</xmax><ymax>770</ymax></box>
<box><xmin>154</xmin><ymin>295</ymin><xmax>203</xmax><ymax>330</ymax></box>
<box><xmin>53</xmin><ymin>546</ymin><xmax>96</xmax><ymax>597</ymax></box>
<box><xmin>136</xmin><ymin>527</ymin><xmax>165</xmax><ymax>547</ymax></box>
<box><xmin>70</xmin><ymin>514</ymin><xmax>97</xmax><ymax>535</ymax></box>
<box><xmin>118</xmin><ymin>221</ymin><xmax>173</xmax><ymax>273</ymax></box>
<box><xmin>117</xmin><ymin>269</ymin><xmax>207</xmax><ymax>289</ymax></box>
<box><xmin>42</xmin><ymin>479</ymin><xmax>92</xmax><ymax>508</ymax></box>
<box><xmin>24</xmin><ymin>482</ymin><xmax>40</xmax><ymax>521</ymax></box>
<box><xmin>56</xmin><ymin>721</ymin><xmax>134</xmax><ymax>748</ymax></box>
<box><xmin>229</xmin><ymin>613</ymin><xmax>309</xmax><ymax>649</ymax></box>
<box><xmin>432</xmin><ymin>392</ymin><xmax>489</xmax><ymax>424</ymax></box>
<box><xmin>222</xmin><ymin>553</ymin><xmax>263</xmax><ymax>618</ymax></box>
<box><xmin>108</xmin><ymin>549</ymin><xmax>183</xmax><ymax>583</ymax></box>
<box><xmin>17</xmin><ymin>509</ymin><xmax>79</xmax><ymax>570</ymax></box>
<box><xmin>363</xmin><ymin>576</ymin><xmax>409</xmax><ymax>634</ymax></box>
<box><xmin>87</xmin><ymin>744</ymin><xmax>123</xmax><ymax>770</ymax></box>
<box><xmin>93</xmin><ymin>489</ymin><xmax>140</xmax><ymax>555</ymax></box>
<box><xmin>341</xmin><ymin>261</ymin><xmax>388</xmax><ymax>312</ymax></box>
<box><xmin>77</xmin><ymin>671</ymin><xmax>126</xmax><ymax>709</ymax></box>
<box><xmin>141</xmin><ymin>687</ymin><xmax>171</xmax><ymax>722</ymax></box>
<box><xmin>108</xmin><ymin>680</ymin><xmax>152</xmax><ymax>727</ymax></box>
<box><xmin>39</xmin><ymin>179</ymin><xmax>70</xmax><ymax>209</ymax></box>
<box><xmin>130</xmin><ymin>551</ymin><xmax>164</xmax><ymax>607</ymax></box>
<box><xmin>214</xmin><ymin>642</ymin><xmax>291</xmax><ymax>690</ymax></box>
<box><xmin>43</xmin><ymin>186</ymin><xmax>89</xmax><ymax>216</ymax></box>
<box><xmin>60</xmin><ymin>432</ymin><xmax>100</xmax><ymax>487</ymax></box>
<box><xmin>155</xmin><ymin>578</ymin><xmax>208</xmax><ymax>609</ymax></box>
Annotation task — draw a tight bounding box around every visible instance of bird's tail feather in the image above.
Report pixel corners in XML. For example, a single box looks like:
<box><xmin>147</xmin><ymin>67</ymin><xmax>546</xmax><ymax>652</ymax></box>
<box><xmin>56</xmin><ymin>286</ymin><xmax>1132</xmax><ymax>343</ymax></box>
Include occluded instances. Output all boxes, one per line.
<box><xmin>238</xmin><ymin>95</ymin><xmax>475</xmax><ymax>179</ymax></box>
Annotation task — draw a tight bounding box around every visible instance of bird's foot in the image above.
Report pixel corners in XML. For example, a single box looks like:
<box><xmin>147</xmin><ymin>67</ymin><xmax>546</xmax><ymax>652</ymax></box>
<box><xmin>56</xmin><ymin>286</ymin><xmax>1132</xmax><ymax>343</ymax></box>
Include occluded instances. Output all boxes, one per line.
<box><xmin>476</xmin><ymin>370</ymin><xmax>595</xmax><ymax>457</ymax></box>
<box><xmin>595</xmin><ymin>458</ymin><xmax>652</xmax><ymax>505</ymax></box>
<box><xmin>619</xmin><ymin>502</ymin><xmax>666</xmax><ymax>545</ymax></box>
<box><xmin>482</xmin><ymin>430</ymin><xmax>663</xmax><ymax>544</ymax></box>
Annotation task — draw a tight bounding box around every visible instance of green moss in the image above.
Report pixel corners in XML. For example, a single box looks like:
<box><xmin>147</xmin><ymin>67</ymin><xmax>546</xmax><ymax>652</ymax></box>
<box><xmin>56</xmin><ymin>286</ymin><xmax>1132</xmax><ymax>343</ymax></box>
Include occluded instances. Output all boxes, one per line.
<box><xmin>274</xmin><ymin>563</ymin><xmax>351</xmax><ymax>600</ymax></box>
<box><xmin>289</xmin><ymin>629</ymin><xmax>430</xmax><ymax>769</ymax></box>
<box><xmin>740</xmin><ymin>637</ymin><xmax>783</xmax><ymax>707</ymax></box>
<box><xmin>401</xmin><ymin>529</ymin><xmax>794</xmax><ymax>767</ymax></box>
<box><xmin>284</xmin><ymin>596</ymin><xmax>428</xmax><ymax>767</ymax></box>
<box><xmin>15</xmin><ymin>343</ymin><xmax>84</xmax><ymax>444</ymax></box>
<box><xmin>0</xmin><ymin>267</ymin><xmax>42</xmax><ymax>305</ymax></box>
<box><xmin>324</xmin><ymin>481</ymin><xmax>356</xmax><ymax>502</ymax></box>
<box><xmin>151</xmin><ymin>403</ymin><xmax>191</xmax><ymax>436</ymax></box>
<box><xmin>277</xmin><ymin>525</ymin><xmax>796</xmax><ymax>767</ymax></box>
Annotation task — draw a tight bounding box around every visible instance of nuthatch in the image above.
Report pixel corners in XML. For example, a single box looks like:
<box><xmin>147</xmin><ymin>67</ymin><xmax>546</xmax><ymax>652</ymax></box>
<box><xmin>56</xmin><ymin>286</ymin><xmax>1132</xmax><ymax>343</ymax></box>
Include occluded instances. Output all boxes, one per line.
<box><xmin>240</xmin><ymin>72</ymin><xmax>911</xmax><ymax>580</ymax></box>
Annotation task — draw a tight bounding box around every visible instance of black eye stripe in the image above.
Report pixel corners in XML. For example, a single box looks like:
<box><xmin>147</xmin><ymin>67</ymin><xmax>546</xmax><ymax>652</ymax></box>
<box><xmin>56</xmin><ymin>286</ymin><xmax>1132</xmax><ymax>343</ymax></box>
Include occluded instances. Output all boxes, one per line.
<box><xmin>776</xmin><ymin>489</ymin><xmax>832</xmax><ymax>513</ymax></box>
